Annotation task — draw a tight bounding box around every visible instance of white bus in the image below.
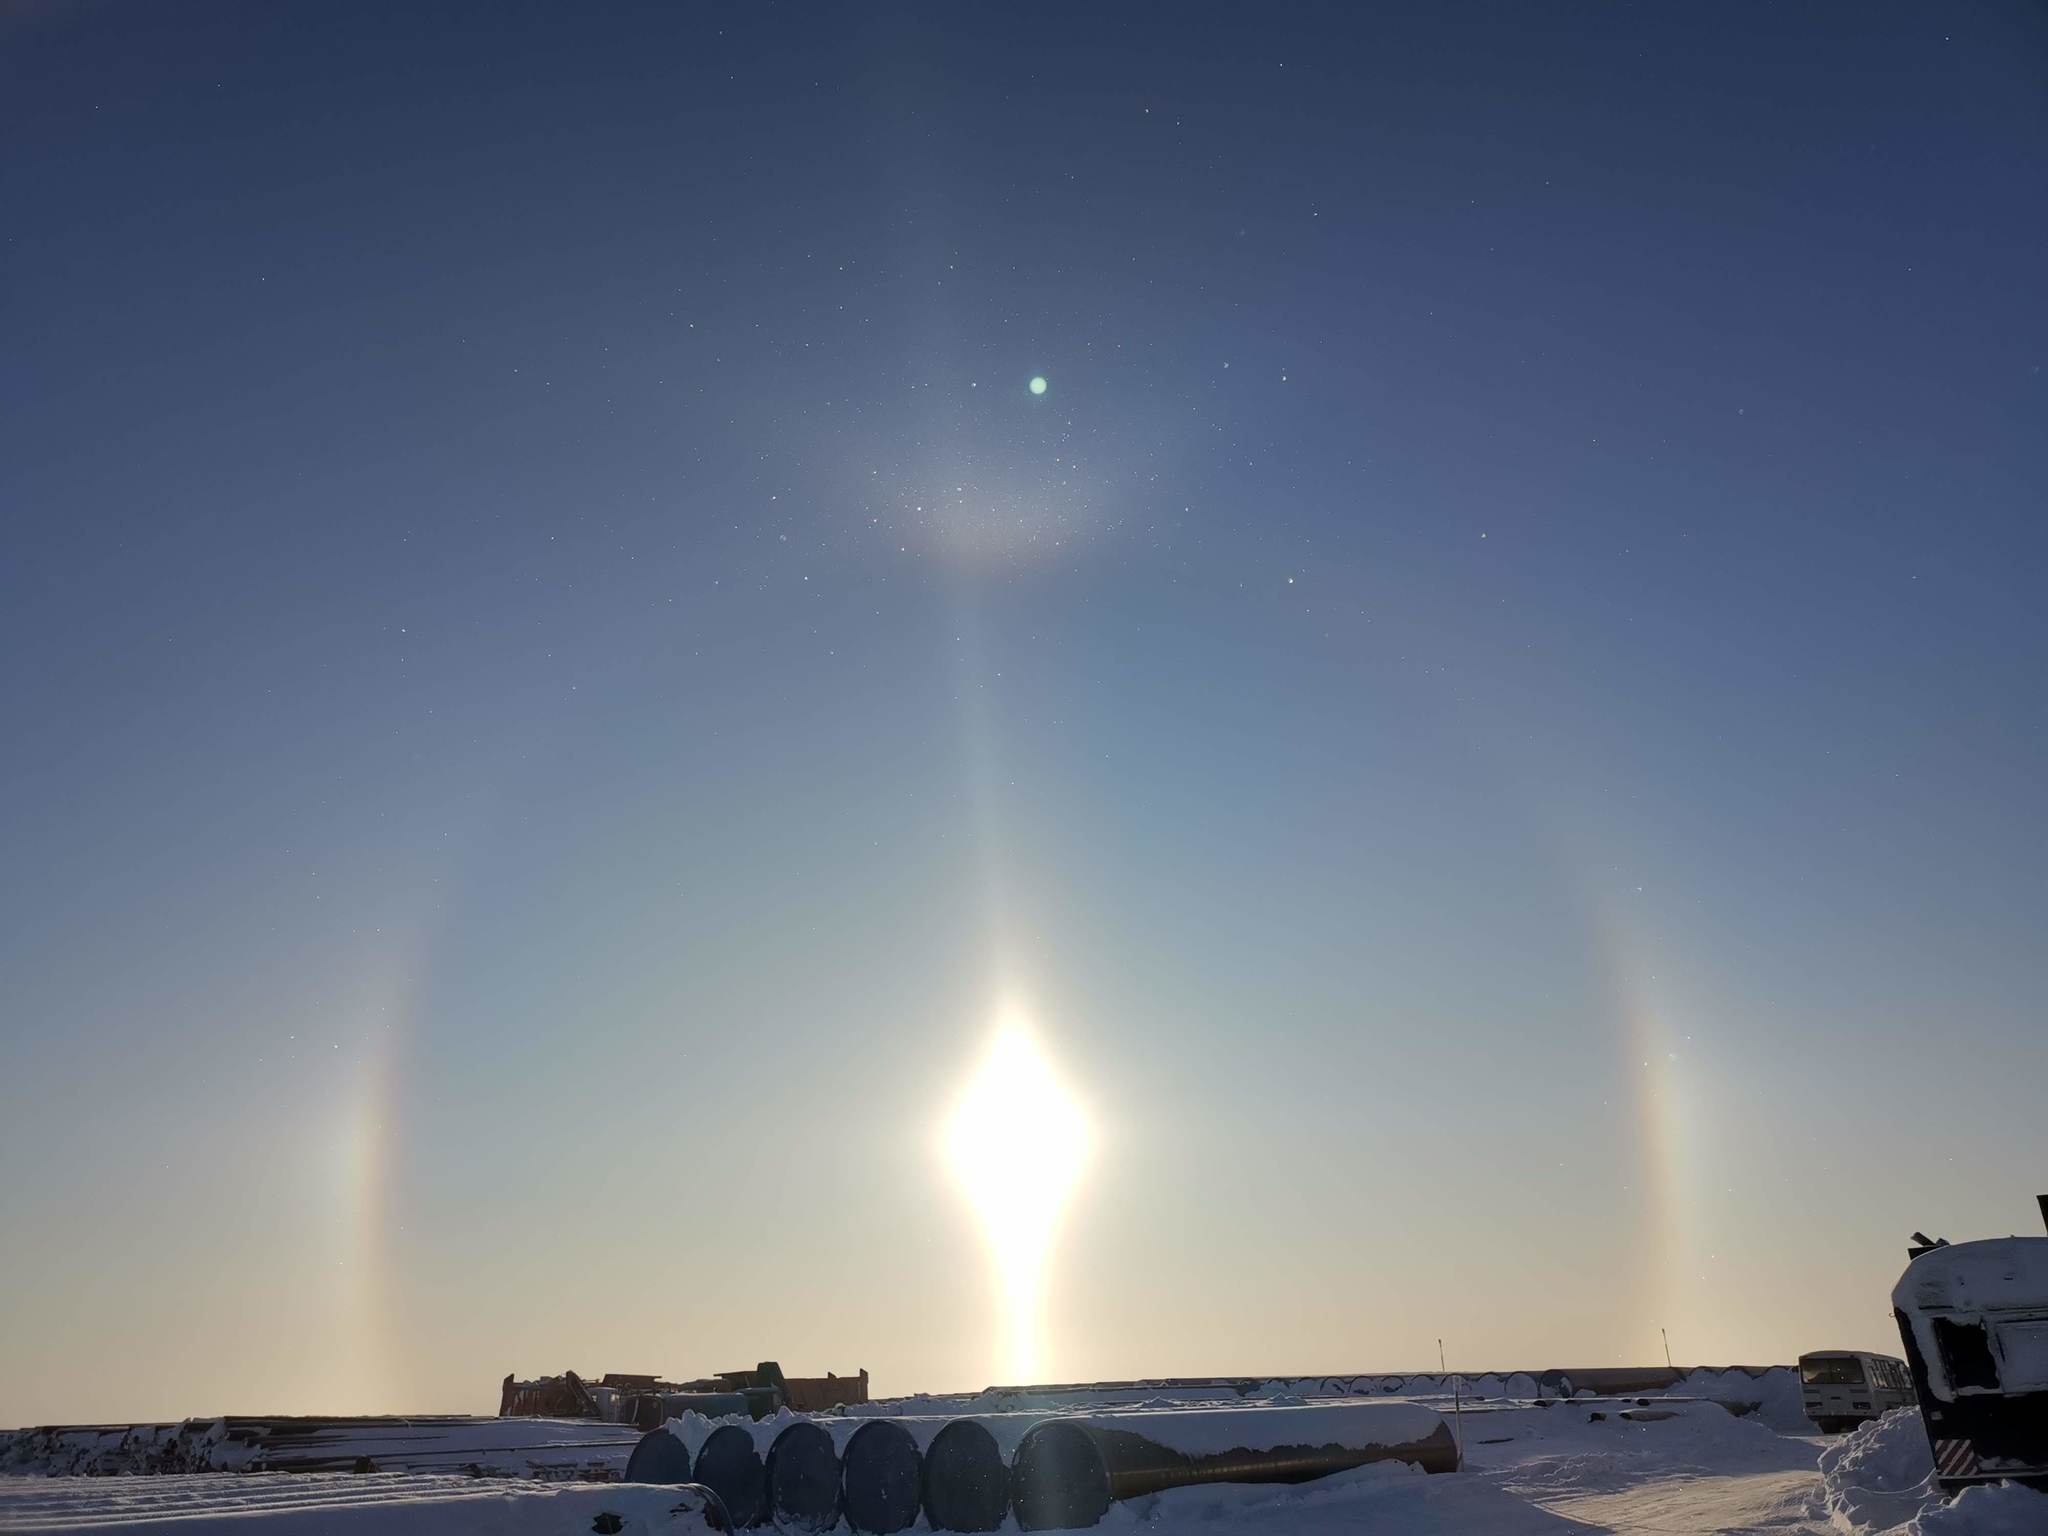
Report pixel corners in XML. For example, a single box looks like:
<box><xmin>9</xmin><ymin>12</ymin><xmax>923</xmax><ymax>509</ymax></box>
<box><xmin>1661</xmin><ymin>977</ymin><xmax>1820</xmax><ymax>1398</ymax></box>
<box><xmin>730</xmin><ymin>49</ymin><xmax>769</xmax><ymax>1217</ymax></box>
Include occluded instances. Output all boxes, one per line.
<box><xmin>1798</xmin><ymin>1350</ymin><xmax>1915</xmax><ymax>1432</ymax></box>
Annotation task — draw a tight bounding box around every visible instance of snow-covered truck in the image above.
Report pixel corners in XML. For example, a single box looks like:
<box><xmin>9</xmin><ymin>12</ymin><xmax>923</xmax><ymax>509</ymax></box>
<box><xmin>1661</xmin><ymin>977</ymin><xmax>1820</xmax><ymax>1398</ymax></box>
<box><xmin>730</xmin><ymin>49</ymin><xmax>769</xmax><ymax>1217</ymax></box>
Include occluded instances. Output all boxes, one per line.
<box><xmin>1892</xmin><ymin>1197</ymin><xmax>2048</xmax><ymax>1491</ymax></box>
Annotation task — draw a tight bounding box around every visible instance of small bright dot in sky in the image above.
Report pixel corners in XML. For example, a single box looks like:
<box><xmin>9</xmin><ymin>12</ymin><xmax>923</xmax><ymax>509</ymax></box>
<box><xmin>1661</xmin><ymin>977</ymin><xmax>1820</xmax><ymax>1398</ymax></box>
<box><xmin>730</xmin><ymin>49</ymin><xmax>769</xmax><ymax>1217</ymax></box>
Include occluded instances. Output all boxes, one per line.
<box><xmin>1029</xmin><ymin>376</ymin><xmax>1047</xmax><ymax>395</ymax></box>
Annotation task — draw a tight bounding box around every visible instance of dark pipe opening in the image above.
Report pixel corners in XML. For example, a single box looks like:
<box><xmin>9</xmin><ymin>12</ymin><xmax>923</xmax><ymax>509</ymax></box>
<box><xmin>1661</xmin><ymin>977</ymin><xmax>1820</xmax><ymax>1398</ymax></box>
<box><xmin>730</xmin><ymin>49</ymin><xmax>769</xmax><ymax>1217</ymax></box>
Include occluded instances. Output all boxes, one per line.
<box><xmin>921</xmin><ymin>1420</ymin><xmax>1009</xmax><ymax>1532</ymax></box>
<box><xmin>764</xmin><ymin>1421</ymin><xmax>841</xmax><ymax>1533</ymax></box>
<box><xmin>693</xmin><ymin>1425</ymin><xmax>767</xmax><ymax>1527</ymax></box>
<box><xmin>1010</xmin><ymin>1421</ymin><xmax>1114</xmax><ymax>1532</ymax></box>
<box><xmin>624</xmin><ymin>1427</ymin><xmax>694</xmax><ymax>1485</ymax></box>
<box><xmin>842</xmin><ymin>1420</ymin><xmax>923</xmax><ymax>1534</ymax></box>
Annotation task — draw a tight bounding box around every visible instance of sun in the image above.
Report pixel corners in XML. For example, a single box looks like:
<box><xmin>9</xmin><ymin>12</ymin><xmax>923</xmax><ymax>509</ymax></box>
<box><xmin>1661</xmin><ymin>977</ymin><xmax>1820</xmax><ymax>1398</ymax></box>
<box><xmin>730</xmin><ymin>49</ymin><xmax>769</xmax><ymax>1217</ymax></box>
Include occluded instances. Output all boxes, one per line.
<box><xmin>1029</xmin><ymin>375</ymin><xmax>1048</xmax><ymax>395</ymax></box>
<box><xmin>945</xmin><ymin>1015</ymin><xmax>1090</xmax><ymax>1384</ymax></box>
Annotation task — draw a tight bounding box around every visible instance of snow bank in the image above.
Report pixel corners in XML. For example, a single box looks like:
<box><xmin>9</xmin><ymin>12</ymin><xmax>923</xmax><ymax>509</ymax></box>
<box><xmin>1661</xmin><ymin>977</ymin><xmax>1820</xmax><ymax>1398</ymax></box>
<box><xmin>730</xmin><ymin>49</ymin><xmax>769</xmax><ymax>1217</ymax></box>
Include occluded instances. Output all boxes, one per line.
<box><xmin>1820</xmin><ymin>1409</ymin><xmax>2048</xmax><ymax>1535</ymax></box>
<box><xmin>1118</xmin><ymin>1455</ymin><xmax>1607</xmax><ymax>1536</ymax></box>
<box><xmin>0</xmin><ymin>1474</ymin><xmax>717</xmax><ymax>1535</ymax></box>
<box><xmin>1894</xmin><ymin>1480</ymin><xmax>2048</xmax><ymax>1535</ymax></box>
<box><xmin>1667</xmin><ymin>1366</ymin><xmax>1808</xmax><ymax>1431</ymax></box>
<box><xmin>1819</xmin><ymin>1408</ymin><xmax>1937</xmax><ymax>1533</ymax></box>
<box><xmin>1464</xmin><ymin>1398</ymin><xmax>1815</xmax><ymax>1502</ymax></box>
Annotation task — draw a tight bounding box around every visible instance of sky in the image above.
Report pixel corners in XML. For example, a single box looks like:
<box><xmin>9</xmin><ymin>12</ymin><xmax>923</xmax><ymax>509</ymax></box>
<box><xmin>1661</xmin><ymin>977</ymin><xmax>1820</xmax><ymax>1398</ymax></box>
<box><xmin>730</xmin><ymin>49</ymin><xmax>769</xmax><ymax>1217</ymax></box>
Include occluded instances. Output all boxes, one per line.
<box><xmin>2</xmin><ymin>0</ymin><xmax>2045</xmax><ymax>1428</ymax></box>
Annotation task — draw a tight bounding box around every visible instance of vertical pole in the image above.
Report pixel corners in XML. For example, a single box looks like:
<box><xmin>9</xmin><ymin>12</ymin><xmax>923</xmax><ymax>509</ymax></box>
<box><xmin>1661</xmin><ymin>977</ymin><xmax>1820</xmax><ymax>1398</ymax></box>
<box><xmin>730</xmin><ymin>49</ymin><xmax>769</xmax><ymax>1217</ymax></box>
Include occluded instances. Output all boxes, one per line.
<box><xmin>1440</xmin><ymin>1338</ymin><xmax>1463</xmax><ymax>1469</ymax></box>
<box><xmin>1662</xmin><ymin>1328</ymin><xmax>1673</xmax><ymax>1370</ymax></box>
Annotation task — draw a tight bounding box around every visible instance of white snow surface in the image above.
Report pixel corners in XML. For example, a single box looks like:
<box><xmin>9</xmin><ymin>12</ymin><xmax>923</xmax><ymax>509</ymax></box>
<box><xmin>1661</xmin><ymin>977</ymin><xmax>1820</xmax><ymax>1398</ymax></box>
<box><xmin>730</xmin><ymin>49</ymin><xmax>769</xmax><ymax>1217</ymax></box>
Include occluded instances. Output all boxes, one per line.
<box><xmin>0</xmin><ymin>1475</ymin><xmax>705</xmax><ymax>1534</ymax></box>
<box><xmin>1814</xmin><ymin>1408</ymin><xmax>2048</xmax><ymax>1536</ymax></box>
<box><xmin>1894</xmin><ymin>1481</ymin><xmax>2048</xmax><ymax>1535</ymax></box>
<box><xmin>1818</xmin><ymin>1409</ymin><xmax>1939</xmax><ymax>1533</ymax></box>
<box><xmin>13</xmin><ymin>1391</ymin><xmax>2048</xmax><ymax>1534</ymax></box>
<box><xmin>1670</xmin><ymin>1367</ymin><xmax>1813</xmax><ymax>1432</ymax></box>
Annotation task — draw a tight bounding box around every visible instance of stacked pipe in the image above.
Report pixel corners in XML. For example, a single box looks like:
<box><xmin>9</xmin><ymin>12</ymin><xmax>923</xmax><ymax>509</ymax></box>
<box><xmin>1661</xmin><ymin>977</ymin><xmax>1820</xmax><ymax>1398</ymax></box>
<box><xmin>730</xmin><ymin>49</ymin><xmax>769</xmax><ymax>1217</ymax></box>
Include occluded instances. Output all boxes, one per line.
<box><xmin>625</xmin><ymin>1400</ymin><xmax>1453</xmax><ymax>1530</ymax></box>
<box><xmin>1008</xmin><ymin>1403</ymin><xmax>1457</xmax><ymax>1531</ymax></box>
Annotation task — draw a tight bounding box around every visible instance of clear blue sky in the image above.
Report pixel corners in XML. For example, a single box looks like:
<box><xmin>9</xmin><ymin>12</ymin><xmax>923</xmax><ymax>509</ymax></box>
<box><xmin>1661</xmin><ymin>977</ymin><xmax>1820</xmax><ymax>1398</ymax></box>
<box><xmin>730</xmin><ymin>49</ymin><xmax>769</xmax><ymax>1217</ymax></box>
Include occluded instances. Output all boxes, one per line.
<box><xmin>2</xmin><ymin>1</ymin><xmax>2044</xmax><ymax>1425</ymax></box>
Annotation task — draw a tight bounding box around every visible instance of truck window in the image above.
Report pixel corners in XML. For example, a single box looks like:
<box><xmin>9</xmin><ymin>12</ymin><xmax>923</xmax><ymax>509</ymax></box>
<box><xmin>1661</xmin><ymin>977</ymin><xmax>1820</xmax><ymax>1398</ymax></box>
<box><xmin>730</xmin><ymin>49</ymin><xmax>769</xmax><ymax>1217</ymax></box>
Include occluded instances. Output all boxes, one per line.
<box><xmin>1932</xmin><ymin>1318</ymin><xmax>2000</xmax><ymax>1391</ymax></box>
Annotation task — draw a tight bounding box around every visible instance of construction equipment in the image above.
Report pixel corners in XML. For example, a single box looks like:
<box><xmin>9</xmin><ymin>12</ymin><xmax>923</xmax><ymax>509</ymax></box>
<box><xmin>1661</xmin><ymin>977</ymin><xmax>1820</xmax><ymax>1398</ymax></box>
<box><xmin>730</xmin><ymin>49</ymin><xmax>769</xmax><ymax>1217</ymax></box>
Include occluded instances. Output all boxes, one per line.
<box><xmin>1893</xmin><ymin>1194</ymin><xmax>2048</xmax><ymax>1492</ymax></box>
<box><xmin>500</xmin><ymin>1362</ymin><xmax>869</xmax><ymax>1424</ymax></box>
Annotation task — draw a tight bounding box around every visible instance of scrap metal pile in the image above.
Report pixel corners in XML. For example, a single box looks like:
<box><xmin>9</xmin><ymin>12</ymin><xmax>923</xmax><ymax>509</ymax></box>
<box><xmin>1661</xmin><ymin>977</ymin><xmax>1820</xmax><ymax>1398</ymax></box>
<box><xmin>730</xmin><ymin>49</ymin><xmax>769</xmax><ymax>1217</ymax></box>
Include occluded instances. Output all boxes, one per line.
<box><xmin>501</xmin><ymin>1362</ymin><xmax>869</xmax><ymax>1428</ymax></box>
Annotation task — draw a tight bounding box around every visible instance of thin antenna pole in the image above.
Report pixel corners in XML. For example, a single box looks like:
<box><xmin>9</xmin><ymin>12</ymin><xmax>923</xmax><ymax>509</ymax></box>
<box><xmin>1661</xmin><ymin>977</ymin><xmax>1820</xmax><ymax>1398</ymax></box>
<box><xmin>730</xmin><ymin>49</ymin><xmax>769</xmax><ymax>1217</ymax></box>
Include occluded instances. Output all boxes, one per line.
<box><xmin>1662</xmin><ymin>1328</ymin><xmax>1673</xmax><ymax>1370</ymax></box>
<box><xmin>1440</xmin><ymin>1338</ymin><xmax>1463</xmax><ymax>1469</ymax></box>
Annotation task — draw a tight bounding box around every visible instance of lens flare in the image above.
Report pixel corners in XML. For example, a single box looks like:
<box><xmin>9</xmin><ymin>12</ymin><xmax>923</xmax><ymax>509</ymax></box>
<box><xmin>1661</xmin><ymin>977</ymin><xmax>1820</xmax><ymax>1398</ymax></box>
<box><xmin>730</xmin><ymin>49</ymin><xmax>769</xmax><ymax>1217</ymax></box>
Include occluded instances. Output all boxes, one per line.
<box><xmin>945</xmin><ymin>1015</ymin><xmax>1089</xmax><ymax>1385</ymax></box>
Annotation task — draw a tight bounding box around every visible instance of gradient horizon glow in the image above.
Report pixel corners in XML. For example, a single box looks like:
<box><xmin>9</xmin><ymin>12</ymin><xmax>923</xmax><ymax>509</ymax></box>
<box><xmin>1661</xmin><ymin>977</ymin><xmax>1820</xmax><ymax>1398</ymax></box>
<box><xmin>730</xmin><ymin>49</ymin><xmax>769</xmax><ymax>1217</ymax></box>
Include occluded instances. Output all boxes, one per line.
<box><xmin>2</xmin><ymin>1</ymin><xmax>2045</xmax><ymax>1428</ymax></box>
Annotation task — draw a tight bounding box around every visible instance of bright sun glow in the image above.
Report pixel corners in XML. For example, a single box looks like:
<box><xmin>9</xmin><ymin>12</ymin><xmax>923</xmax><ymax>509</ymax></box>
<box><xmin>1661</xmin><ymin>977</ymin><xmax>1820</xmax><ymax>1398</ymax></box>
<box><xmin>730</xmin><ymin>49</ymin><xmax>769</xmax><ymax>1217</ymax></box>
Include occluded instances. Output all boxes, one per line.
<box><xmin>946</xmin><ymin>1014</ymin><xmax>1090</xmax><ymax>1386</ymax></box>
<box><xmin>1029</xmin><ymin>375</ymin><xmax>1048</xmax><ymax>395</ymax></box>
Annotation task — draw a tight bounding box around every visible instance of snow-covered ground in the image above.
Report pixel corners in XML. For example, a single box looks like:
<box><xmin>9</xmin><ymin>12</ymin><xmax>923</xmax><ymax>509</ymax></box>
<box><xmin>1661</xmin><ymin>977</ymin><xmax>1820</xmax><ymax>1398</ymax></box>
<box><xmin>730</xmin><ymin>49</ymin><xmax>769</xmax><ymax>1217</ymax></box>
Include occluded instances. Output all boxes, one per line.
<box><xmin>4</xmin><ymin>1400</ymin><xmax>2044</xmax><ymax>1535</ymax></box>
<box><xmin>0</xmin><ymin>1476</ymin><xmax>704</xmax><ymax>1534</ymax></box>
<box><xmin>0</xmin><ymin>1417</ymin><xmax>640</xmax><ymax>1480</ymax></box>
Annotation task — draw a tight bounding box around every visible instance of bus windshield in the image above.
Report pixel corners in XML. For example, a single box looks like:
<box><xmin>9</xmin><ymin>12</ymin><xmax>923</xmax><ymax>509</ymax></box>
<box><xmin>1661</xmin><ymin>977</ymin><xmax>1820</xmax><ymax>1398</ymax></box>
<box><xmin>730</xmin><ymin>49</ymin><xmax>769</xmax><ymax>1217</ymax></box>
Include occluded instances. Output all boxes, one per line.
<box><xmin>1801</xmin><ymin>1357</ymin><xmax>1866</xmax><ymax>1385</ymax></box>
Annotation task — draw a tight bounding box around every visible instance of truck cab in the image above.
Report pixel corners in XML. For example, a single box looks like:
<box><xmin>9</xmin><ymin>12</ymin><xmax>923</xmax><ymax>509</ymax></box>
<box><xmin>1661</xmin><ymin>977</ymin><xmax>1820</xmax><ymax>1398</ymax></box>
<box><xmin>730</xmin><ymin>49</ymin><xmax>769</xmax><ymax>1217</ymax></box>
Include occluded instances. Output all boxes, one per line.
<box><xmin>1893</xmin><ymin>1234</ymin><xmax>2048</xmax><ymax>1490</ymax></box>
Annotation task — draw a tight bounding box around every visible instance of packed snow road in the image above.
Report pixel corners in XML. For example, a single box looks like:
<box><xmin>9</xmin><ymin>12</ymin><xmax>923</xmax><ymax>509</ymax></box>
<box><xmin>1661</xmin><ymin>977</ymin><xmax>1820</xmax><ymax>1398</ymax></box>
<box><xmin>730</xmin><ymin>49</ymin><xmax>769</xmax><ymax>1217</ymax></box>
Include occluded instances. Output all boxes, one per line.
<box><xmin>3</xmin><ymin>1405</ymin><xmax>2043</xmax><ymax>1535</ymax></box>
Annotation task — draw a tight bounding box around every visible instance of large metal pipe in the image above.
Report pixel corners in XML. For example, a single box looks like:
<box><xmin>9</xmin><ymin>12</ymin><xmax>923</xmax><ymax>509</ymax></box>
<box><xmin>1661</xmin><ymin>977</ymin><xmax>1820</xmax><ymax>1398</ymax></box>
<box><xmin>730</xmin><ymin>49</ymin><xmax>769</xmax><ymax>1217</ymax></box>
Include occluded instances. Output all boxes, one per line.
<box><xmin>624</xmin><ymin>1426</ymin><xmax>694</xmax><ymax>1485</ymax></box>
<box><xmin>920</xmin><ymin>1419</ymin><xmax>1010</xmax><ymax>1532</ymax></box>
<box><xmin>1010</xmin><ymin>1423</ymin><xmax>1183</xmax><ymax>1531</ymax></box>
<box><xmin>1009</xmin><ymin>1406</ymin><xmax>1458</xmax><ymax>1531</ymax></box>
<box><xmin>763</xmin><ymin>1420</ymin><xmax>841</xmax><ymax>1532</ymax></box>
<box><xmin>840</xmin><ymin>1420</ymin><xmax>923</xmax><ymax>1534</ymax></box>
<box><xmin>692</xmin><ymin>1423</ymin><xmax>768</xmax><ymax>1527</ymax></box>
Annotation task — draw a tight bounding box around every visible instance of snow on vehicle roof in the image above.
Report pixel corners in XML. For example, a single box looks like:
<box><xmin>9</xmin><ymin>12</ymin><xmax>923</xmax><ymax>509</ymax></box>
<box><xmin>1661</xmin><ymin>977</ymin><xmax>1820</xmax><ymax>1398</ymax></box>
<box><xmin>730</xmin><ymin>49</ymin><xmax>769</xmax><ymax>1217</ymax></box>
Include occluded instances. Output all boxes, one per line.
<box><xmin>1892</xmin><ymin>1235</ymin><xmax>2048</xmax><ymax>1314</ymax></box>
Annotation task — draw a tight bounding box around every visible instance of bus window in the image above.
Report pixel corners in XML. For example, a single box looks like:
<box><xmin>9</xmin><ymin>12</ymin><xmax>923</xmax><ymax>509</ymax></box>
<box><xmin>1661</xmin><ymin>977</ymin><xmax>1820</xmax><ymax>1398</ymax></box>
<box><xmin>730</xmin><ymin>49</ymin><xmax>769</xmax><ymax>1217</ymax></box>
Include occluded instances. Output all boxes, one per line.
<box><xmin>1801</xmin><ymin>1357</ymin><xmax>1866</xmax><ymax>1386</ymax></box>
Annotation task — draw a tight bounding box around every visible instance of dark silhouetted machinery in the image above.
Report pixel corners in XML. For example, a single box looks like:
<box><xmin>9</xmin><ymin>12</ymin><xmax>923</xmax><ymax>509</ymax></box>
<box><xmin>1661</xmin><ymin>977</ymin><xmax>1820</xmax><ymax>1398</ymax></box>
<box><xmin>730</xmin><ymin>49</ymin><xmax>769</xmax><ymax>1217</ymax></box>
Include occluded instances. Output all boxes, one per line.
<box><xmin>501</xmin><ymin>1361</ymin><xmax>869</xmax><ymax>1429</ymax></box>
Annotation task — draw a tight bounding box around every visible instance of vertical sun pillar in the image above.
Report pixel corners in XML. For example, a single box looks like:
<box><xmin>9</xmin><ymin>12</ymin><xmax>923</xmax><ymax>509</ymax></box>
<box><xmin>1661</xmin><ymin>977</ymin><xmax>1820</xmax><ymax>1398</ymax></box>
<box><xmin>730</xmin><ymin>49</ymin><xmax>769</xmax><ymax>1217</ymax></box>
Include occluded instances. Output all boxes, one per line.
<box><xmin>945</xmin><ymin>1013</ymin><xmax>1090</xmax><ymax>1387</ymax></box>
